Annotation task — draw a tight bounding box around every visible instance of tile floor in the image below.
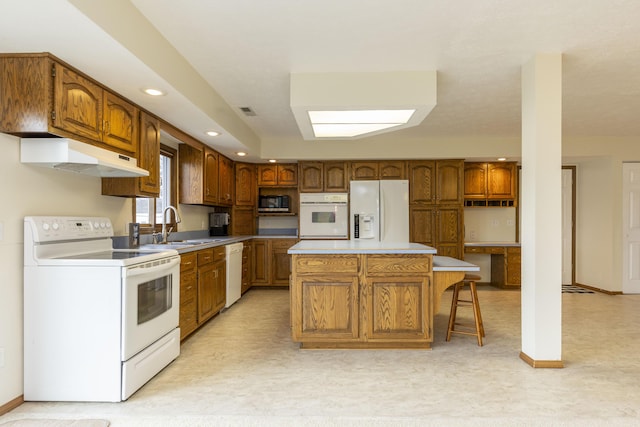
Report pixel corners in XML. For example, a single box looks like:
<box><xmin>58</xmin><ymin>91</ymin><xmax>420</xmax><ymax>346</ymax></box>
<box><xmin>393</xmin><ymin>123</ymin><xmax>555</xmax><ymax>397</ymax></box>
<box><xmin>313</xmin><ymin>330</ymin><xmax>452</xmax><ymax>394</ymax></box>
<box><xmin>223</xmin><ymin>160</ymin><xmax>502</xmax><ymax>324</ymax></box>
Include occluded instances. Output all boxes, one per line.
<box><xmin>2</xmin><ymin>287</ymin><xmax>640</xmax><ymax>426</ymax></box>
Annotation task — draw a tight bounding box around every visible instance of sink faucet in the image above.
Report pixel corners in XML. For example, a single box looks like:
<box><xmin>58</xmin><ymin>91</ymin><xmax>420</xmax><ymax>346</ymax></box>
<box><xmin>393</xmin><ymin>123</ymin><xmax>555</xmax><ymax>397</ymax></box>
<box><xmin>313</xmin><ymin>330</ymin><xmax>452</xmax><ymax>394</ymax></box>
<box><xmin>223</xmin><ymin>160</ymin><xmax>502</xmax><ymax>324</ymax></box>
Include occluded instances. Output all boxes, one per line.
<box><xmin>161</xmin><ymin>205</ymin><xmax>182</xmax><ymax>243</ymax></box>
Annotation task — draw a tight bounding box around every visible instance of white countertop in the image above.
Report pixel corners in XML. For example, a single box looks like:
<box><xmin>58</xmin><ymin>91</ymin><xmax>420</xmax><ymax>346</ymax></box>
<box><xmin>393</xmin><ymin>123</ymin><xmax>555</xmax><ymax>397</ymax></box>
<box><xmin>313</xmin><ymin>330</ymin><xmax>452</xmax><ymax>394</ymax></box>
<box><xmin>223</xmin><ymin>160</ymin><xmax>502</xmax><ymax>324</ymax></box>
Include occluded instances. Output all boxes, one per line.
<box><xmin>433</xmin><ymin>256</ymin><xmax>480</xmax><ymax>272</ymax></box>
<box><xmin>288</xmin><ymin>240</ymin><xmax>437</xmax><ymax>254</ymax></box>
<box><xmin>465</xmin><ymin>242</ymin><xmax>521</xmax><ymax>247</ymax></box>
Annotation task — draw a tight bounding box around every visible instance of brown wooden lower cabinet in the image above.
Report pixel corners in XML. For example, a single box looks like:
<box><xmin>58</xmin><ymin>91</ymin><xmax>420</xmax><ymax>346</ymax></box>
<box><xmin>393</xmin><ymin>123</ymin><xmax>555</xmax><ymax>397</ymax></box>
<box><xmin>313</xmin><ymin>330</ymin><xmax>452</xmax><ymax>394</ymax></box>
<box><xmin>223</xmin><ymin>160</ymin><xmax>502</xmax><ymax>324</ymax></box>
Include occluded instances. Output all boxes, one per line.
<box><xmin>180</xmin><ymin>246</ymin><xmax>226</xmax><ymax>341</ymax></box>
<box><xmin>251</xmin><ymin>238</ymin><xmax>298</xmax><ymax>287</ymax></box>
<box><xmin>464</xmin><ymin>245</ymin><xmax>521</xmax><ymax>288</ymax></box>
<box><xmin>241</xmin><ymin>240</ymin><xmax>252</xmax><ymax>294</ymax></box>
<box><xmin>290</xmin><ymin>253</ymin><xmax>433</xmax><ymax>349</ymax></box>
<box><xmin>410</xmin><ymin>205</ymin><xmax>463</xmax><ymax>259</ymax></box>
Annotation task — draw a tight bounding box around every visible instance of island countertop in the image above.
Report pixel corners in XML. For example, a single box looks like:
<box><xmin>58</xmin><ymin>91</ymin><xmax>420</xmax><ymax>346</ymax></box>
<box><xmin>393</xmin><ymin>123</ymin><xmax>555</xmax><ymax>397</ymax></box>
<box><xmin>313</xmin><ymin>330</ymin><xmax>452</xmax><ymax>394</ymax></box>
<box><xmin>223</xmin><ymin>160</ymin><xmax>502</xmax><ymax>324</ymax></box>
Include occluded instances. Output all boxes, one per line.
<box><xmin>287</xmin><ymin>240</ymin><xmax>437</xmax><ymax>255</ymax></box>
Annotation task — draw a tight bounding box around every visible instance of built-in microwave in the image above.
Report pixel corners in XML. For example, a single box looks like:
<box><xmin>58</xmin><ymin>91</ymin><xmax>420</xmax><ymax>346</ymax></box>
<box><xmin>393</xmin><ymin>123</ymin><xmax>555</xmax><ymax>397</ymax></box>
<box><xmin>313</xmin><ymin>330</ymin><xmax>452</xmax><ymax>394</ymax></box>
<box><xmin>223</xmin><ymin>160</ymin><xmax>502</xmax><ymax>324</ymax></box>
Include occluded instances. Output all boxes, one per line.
<box><xmin>258</xmin><ymin>195</ymin><xmax>290</xmax><ymax>213</ymax></box>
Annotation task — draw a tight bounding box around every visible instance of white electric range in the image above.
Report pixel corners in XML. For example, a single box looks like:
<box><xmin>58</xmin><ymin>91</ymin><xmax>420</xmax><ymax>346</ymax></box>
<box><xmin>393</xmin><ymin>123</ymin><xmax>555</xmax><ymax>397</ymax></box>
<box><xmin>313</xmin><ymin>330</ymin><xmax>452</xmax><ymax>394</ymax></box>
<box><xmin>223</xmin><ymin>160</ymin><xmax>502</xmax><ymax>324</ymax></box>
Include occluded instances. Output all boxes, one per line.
<box><xmin>23</xmin><ymin>216</ymin><xmax>181</xmax><ymax>402</ymax></box>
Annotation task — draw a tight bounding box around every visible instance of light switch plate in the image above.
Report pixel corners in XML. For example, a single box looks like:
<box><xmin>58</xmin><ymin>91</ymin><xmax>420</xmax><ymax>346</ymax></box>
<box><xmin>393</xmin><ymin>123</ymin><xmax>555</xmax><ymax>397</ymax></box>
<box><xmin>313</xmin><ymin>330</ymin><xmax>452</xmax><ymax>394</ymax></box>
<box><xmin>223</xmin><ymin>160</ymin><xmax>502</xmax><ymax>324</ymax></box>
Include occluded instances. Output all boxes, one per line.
<box><xmin>0</xmin><ymin>221</ymin><xmax>3</xmax><ymax>241</ymax></box>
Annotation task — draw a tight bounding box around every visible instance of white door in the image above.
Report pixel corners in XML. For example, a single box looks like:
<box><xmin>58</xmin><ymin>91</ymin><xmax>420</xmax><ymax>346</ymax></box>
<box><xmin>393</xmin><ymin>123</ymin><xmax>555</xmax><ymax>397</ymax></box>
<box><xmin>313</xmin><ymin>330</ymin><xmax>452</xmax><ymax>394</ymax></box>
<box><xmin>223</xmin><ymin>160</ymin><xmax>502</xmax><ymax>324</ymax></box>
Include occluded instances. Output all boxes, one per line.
<box><xmin>622</xmin><ymin>162</ymin><xmax>640</xmax><ymax>294</ymax></box>
<box><xmin>561</xmin><ymin>169</ymin><xmax>573</xmax><ymax>285</ymax></box>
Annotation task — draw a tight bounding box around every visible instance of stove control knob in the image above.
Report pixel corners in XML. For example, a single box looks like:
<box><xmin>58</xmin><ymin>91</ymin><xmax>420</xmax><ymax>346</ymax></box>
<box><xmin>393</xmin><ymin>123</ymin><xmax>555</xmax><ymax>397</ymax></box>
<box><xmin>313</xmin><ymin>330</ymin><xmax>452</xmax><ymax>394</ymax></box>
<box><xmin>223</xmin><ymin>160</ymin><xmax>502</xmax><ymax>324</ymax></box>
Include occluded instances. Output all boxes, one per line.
<box><xmin>52</xmin><ymin>222</ymin><xmax>59</xmax><ymax>230</ymax></box>
<box><xmin>94</xmin><ymin>221</ymin><xmax>100</xmax><ymax>229</ymax></box>
<box><xmin>42</xmin><ymin>223</ymin><xmax>50</xmax><ymax>231</ymax></box>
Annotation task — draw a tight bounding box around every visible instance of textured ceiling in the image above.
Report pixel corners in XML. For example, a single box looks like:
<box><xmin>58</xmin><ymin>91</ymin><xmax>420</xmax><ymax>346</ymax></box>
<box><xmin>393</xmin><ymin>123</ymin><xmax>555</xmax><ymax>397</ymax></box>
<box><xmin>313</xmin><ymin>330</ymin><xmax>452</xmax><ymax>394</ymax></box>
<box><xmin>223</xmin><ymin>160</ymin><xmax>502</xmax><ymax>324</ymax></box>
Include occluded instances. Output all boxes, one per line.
<box><xmin>2</xmin><ymin>0</ymin><xmax>640</xmax><ymax>162</ymax></box>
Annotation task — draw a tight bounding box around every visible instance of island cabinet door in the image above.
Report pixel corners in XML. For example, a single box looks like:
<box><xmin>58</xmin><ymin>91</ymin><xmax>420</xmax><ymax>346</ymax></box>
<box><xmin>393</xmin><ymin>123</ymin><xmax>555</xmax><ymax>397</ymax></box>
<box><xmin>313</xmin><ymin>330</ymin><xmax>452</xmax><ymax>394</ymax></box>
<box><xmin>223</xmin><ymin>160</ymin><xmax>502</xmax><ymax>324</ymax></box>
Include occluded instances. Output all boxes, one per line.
<box><xmin>291</xmin><ymin>276</ymin><xmax>360</xmax><ymax>341</ymax></box>
<box><xmin>364</xmin><ymin>277</ymin><xmax>431</xmax><ymax>341</ymax></box>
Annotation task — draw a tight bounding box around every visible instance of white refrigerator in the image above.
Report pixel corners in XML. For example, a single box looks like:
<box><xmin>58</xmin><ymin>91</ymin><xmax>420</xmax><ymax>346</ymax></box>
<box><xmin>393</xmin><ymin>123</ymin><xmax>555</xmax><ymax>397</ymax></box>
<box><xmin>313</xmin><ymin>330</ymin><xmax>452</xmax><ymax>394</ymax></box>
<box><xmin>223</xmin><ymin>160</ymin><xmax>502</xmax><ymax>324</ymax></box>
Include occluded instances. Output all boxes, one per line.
<box><xmin>350</xmin><ymin>180</ymin><xmax>409</xmax><ymax>243</ymax></box>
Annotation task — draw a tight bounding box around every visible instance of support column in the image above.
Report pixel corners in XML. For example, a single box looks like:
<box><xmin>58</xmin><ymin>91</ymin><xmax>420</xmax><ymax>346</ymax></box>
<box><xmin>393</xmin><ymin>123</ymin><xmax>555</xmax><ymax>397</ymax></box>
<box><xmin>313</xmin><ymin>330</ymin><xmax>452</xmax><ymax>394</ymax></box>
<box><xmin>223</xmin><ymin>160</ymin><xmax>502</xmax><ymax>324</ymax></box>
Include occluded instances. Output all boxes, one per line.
<box><xmin>520</xmin><ymin>53</ymin><xmax>563</xmax><ymax>368</ymax></box>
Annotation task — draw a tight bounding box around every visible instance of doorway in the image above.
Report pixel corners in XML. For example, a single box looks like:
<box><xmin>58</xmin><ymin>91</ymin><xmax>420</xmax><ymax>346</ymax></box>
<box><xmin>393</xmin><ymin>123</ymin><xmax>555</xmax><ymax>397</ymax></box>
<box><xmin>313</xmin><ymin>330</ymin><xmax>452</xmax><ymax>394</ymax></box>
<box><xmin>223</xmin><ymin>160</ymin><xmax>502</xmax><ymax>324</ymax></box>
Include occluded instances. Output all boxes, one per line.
<box><xmin>622</xmin><ymin>162</ymin><xmax>640</xmax><ymax>294</ymax></box>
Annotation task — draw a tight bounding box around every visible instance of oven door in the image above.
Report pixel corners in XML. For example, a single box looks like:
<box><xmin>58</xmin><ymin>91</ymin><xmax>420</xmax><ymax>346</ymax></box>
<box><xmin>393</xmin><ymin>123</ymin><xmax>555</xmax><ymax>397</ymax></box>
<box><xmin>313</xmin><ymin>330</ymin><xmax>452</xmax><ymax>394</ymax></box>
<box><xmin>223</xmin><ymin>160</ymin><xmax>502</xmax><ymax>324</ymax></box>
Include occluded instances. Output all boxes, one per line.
<box><xmin>122</xmin><ymin>255</ymin><xmax>180</xmax><ymax>361</ymax></box>
<box><xmin>299</xmin><ymin>203</ymin><xmax>349</xmax><ymax>239</ymax></box>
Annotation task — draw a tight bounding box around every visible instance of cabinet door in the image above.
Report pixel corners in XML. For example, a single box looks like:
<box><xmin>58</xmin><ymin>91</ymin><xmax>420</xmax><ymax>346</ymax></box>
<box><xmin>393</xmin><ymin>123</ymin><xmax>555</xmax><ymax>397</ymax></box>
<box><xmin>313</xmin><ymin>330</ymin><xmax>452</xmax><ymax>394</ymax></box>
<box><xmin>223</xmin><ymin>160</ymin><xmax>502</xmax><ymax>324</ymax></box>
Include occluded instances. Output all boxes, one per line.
<box><xmin>380</xmin><ymin>161</ymin><xmax>406</xmax><ymax>179</ymax></box>
<box><xmin>231</xmin><ymin>207</ymin><xmax>255</xmax><ymax>235</ymax></box>
<box><xmin>299</xmin><ymin>162</ymin><xmax>324</xmax><ymax>192</ymax></box>
<box><xmin>277</xmin><ymin>164</ymin><xmax>298</xmax><ymax>186</ymax></box>
<box><xmin>291</xmin><ymin>275</ymin><xmax>360</xmax><ymax>341</ymax></box>
<box><xmin>436</xmin><ymin>160</ymin><xmax>463</xmax><ymax>204</ymax></box>
<box><xmin>464</xmin><ymin>163</ymin><xmax>488</xmax><ymax>199</ymax></box>
<box><xmin>351</xmin><ymin>162</ymin><xmax>379</xmax><ymax>180</ymax></box>
<box><xmin>258</xmin><ymin>165</ymin><xmax>277</xmax><ymax>186</ymax></box>
<box><xmin>197</xmin><ymin>263</ymin><xmax>216</xmax><ymax>323</ymax></box>
<box><xmin>53</xmin><ymin>63</ymin><xmax>103</xmax><ymax>142</ymax></box>
<box><xmin>178</xmin><ymin>144</ymin><xmax>204</xmax><ymax>204</ymax></box>
<box><xmin>218</xmin><ymin>155</ymin><xmax>234</xmax><ymax>205</ymax></box>
<box><xmin>204</xmin><ymin>148</ymin><xmax>219</xmax><ymax>204</ymax></box>
<box><xmin>408</xmin><ymin>161</ymin><xmax>436</xmax><ymax>204</ymax></box>
<box><xmin>436</xmin><ymin>207</ymin><xmax>463</xmax><ymax>259</ymax></box>
<box><xmin>241</xmin><ymin>242</ymin><xmax>252</xmax><ymax>294</ymax></box>
<box><xmin>506</xmin><ymin>247</ymin><xmax>521</xmax><ymax>286</ymax></box>
<box><xmin>409</xmin><ymin>206</ymin><xmax>436</xmax><ymax>247</ymax></box>
<box><xmin>137</xmin><ymin>112</ymin><xmax>160</xmax><ymax>195</ymax></box>
<box><xmin>488</xmin><ymin>162</ymin><xmax>516</xmax><ymax>199</ymax></box>
<box><xmin>179</xmin><ymin>267</ymin><xmax>198</xmax><ymax>340</ymax></box>
<box><xmin>212</xmin><ymin>260</ymin><xmax>226</xmax><ymax>314</ymax></box>
<box><xmin>324</xmin><ymin>162</ymin><xmax>349</xmax><ymax>192</ymax></box>
<box><xmin>235</xmin><ymin>163</ymin><xmax>256</xmax><ymax>206</ymax></box>
<box><xmin>271</xmin><ymin>239</ymin><xmax>296</xmax><ymax>285</ymax></box>
<box><xmin>366</xmin><ymin>276</ymin><xmax>430</xmax><ymax>340</ymax></box>
<box><xmin>251</xmin><ymin>239</ymin><xmax>269</xmax><ymax>284</ymax></box>
<box><xmin>103</xmin><ymin>91</ymin><xmax>138</xmax><ymax>155</ymax></box>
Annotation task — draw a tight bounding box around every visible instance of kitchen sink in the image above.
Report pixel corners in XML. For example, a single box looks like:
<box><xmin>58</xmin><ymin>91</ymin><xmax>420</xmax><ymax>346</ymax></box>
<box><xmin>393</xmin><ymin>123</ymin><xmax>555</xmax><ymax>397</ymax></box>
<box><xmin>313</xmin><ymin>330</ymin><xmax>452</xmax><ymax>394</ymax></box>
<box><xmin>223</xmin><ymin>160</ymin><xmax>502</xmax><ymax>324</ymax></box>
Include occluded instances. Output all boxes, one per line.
<box><xmin>184</xmin><ymin>238</ymin><xmax>227</xmax><ymax>244</ymax></box>
<box><xmin>141</xmin><ymin>242</ymin><xmax>194</xmax><ymax>250</ymax></box>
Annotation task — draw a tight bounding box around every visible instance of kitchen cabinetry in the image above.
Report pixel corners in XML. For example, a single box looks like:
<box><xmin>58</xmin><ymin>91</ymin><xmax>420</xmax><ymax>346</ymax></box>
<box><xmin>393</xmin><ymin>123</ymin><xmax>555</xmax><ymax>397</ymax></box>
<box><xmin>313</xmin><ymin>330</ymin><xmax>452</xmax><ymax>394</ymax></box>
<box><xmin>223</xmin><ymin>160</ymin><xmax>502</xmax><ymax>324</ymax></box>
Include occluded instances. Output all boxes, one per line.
<box><xmin>231</xmin><ymin>207</ymin><xmax>256</xmax><ymax>235</ymax></box>
<box><xmin>241</xmin><ymin>240</ymin><xmax>252</xmax><ymax>294</ymax></box>
<box><xmin>218</xmin><ymin>154</ymin><xmax>234</xmax><ymax>206</ymax></box>
<box><xmin>234</xmin><ymin>163</ymin><xmax>256</xmax><ymax>206</ymax></box>
<box><xmin>408</xmin><ymin>159</ymin><xmax>464</xmax><ymax>258</ymax></box>
<box><xmin>101</xmin><ymin>111</ymin><xmax>160</xmax><ymax>197</ymax></box>
<box><xmin>258</xmin><ymin>164</ymin><xmax>297</xmax><ymax>186</ymax></box>
<box><xmin>410</xmin><ymin>205</ymin><xmax>463</xmax><ymax>259</ymax></box>
<box><xmin>290</xmin><ymin>253</ymin><xmax>432</xmax><ymax>348</ymax></box>
<box><xmin>0</xmin><ymin>53</ymin><xmax>139</xmax><ymax>156</ymax></box>
<box><xmin>298</xmin><ymin>161</ymin><xmax>349</xmax><ymax>192</ymax></box>
<box><xmin>180</xmin><ymin>144</ymin><xmax>233</xmax><ymax>207</ymax></box>
<box><xmin>464</xmin><ymin>162</ymin><xmax>517</xmax><ymax>206</ymax></box>
<box><xmin>464</xmin><ymin>245</ymin><xmax>521</xmax><ymax>288</ymax></box>
<box><xmin>350</xmin><ymin>161</ymin><xmax>406</xmax><ymax>180</ymax></box>
<box><xmin>251</xmin><ymin>238</ymin><xmax>297</xmax><ymax>286</ymax></box>
<box><xmin>179</xmin><ymin>252</ymin><xmax>198</xmax><ymax>341</ymax></box>
<box><xmin>197</xmin><ymin>246</ymin><xmax>226</xmax><ymax>324</ymax></box>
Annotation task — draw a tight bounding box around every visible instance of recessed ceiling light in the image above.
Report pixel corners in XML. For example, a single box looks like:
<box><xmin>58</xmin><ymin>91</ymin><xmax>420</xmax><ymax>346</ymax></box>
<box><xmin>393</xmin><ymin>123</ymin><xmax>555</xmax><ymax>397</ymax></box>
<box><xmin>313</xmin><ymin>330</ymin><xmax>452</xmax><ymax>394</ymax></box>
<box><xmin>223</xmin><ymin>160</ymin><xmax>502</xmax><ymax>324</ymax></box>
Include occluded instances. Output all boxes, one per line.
<box><xmin>143</xmin><ymin>88</ymin><xmax>165</xmax><ymax>96</ymax></box>
<box><xmin>308</xmin><ymin>110</ymin><xmax>415</xmax><ymax>138</ymax></box>
<box><xmin>268</xmin><ymin>159</ymin><xmax>277</xmax><ymax>163</ymax></box>
<box><xmin>237</xmin><ymin>152</ymin><xmax>247</xmax><ymax>157</ymax></box>
<box><xmin>206</xmin><ymin>130</ymin><xmax>220</xmax><ymax>137</ymax></box>
<box><xmin>497</xmin><ymin>157</ymin><xmax>507</xmax><ymax>161</ymax></box>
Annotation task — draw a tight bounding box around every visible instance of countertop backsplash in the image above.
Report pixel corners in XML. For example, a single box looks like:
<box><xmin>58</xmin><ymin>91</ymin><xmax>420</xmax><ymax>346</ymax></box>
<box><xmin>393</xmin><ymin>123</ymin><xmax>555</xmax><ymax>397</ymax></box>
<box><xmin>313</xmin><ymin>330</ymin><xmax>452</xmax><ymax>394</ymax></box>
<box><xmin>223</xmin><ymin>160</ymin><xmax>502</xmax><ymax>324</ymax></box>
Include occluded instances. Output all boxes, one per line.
<box><xmin>464</xmin><ymin>207</ymin><xmax>517</xmax><ymax>243</ymax></box>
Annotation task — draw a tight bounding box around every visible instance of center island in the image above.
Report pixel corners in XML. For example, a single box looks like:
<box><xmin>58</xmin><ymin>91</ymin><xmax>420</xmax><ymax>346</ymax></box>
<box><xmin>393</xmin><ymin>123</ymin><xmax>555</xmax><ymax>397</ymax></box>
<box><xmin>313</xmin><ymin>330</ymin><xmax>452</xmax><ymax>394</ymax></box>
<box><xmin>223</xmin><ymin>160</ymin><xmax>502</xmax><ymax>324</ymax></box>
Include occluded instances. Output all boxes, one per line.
<box><xmin>288</xmin><ymin>240</ymin><xmax>438</xmax><ymax>349</ymax></box>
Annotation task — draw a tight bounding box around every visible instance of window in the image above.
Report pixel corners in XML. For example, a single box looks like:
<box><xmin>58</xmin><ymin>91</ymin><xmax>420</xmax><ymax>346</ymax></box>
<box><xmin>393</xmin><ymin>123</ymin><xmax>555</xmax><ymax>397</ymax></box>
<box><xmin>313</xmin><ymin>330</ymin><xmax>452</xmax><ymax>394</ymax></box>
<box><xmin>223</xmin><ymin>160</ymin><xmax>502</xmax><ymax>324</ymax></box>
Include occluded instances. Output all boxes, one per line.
<box><xmin>135</xmin><ymin>145</ymin><xmax>178</xmax><ymax>233</ymax></box>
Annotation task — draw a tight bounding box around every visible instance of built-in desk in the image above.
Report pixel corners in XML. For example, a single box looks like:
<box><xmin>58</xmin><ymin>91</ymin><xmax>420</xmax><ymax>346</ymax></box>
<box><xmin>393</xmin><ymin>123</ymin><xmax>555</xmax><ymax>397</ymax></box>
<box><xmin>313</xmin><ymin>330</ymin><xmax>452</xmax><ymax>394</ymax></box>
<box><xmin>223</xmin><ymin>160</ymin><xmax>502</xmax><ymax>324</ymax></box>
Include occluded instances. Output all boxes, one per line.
<box><xmin>464</xmin><ymin>243</ymin><xmax>521</xmax><ymax>288</ymax></box>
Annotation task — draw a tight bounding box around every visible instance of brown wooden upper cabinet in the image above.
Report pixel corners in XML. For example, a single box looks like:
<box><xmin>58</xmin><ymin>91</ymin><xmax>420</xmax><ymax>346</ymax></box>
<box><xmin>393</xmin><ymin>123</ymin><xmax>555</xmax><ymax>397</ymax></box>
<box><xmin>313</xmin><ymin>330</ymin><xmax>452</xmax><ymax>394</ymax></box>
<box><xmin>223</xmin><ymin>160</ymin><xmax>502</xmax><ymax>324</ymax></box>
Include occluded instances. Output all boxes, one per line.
<box><xmin>0</xmin><ymin>53</ymin><xmax>138</xmax><ymax>156</ymax></box>
<box><xmin>258</xmin><ymin>164</ymin><xmax>297</xmax><ymax>187</ymax></box>
<box><xmin>218</xmin><ymin>154</ymin><xmax>234</xmax><ymax>206</ymax></box>
<box><xmin>101</xmin><ymin>111</ymin><xmax>160</xmax><ymax>197</ymax></box>
<box><xmin>464</xmin><ymin>162</ymin><xmax>517</xmax><ymax>204</ymax></box>
<box><xmin>350</xmin><ymin>161</ymin><xmax>406</xmax><ymax>180</ymax></box>
<box><xmin>234</xmin><ymin>163</ymin><xmax>256</xmax><ymax>206</ymax></box>
<box><xmin>408</xmin><ymin>160</ymin><xmax>463</xmax><ymax>205</ymax></box>
<box><xmin>180</xmin><ymin>144</ymin><xmax>228</xmax><ymax>206</ymax></box>
<box><xmin>299</xmin><ymin>161</ymin><xmax>349</xmax><ymax>192</ymax></box>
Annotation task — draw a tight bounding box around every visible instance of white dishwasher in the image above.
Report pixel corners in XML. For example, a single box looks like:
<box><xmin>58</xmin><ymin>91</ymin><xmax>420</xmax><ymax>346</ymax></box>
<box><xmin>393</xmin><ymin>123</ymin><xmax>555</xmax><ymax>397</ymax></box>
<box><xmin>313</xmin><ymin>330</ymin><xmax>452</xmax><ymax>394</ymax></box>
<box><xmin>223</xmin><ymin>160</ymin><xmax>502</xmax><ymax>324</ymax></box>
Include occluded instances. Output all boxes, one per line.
<box><xmin>225</xmin><ymin>242</ymin><xmax>244</xmax><ymax>308</ymax></box>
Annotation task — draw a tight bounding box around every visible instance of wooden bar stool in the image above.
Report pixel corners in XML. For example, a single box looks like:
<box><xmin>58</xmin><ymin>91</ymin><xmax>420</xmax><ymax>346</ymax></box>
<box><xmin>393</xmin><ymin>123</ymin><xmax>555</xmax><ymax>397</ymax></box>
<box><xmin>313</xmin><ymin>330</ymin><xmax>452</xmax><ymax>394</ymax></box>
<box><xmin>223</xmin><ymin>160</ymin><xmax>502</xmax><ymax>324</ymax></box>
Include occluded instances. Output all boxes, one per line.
<box><xmin>446</xmin><ymin>274</ymin><xmax>485</xmax><ymax>346</ymax></box>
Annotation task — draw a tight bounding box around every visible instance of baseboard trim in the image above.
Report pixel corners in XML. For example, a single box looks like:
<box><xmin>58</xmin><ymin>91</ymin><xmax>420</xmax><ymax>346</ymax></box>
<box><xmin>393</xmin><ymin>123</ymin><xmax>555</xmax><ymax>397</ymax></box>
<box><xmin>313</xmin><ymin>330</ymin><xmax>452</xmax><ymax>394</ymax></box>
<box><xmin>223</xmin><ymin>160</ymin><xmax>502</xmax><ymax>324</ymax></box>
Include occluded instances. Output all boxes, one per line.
<box><xmin>575</xmin><ymin>282</ymin><xmax>623</xmax><ymax>295</ymax></box>
<box><xmin>520</xmin><ymin>351</ymin><xmax>564</xmax><ymax>368</ymax></box>
<box><xmin>0</xmin><ymin>395</ymin><xmax>23</xmax><ymax>416</ymax></box>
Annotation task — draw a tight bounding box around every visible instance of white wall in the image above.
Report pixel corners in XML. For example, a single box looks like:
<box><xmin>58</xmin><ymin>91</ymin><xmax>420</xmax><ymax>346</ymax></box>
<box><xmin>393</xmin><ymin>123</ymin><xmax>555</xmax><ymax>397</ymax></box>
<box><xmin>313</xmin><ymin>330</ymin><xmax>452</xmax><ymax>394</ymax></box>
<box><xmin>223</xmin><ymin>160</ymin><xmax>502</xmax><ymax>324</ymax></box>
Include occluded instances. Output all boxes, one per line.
<box><xmin>0</xmin><ymin>132</ymin><xmax>210</xmax><ymax>407</ymax></box>
<box><xmin>575</xmin><ymin>157</ymin><xmax>621</xmax><ymax>291</ymax></box>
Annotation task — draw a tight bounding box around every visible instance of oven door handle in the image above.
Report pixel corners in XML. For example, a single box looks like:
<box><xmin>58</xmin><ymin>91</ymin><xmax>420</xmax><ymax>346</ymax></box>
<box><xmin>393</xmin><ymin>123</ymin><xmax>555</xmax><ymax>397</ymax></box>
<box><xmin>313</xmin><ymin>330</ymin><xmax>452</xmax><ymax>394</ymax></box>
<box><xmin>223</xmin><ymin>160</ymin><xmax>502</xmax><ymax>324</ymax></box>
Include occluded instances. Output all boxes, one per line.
<box><xmin>125</xmin><ymin>256</ymin><xmax>180</xmax><ymax>278</ymax></box>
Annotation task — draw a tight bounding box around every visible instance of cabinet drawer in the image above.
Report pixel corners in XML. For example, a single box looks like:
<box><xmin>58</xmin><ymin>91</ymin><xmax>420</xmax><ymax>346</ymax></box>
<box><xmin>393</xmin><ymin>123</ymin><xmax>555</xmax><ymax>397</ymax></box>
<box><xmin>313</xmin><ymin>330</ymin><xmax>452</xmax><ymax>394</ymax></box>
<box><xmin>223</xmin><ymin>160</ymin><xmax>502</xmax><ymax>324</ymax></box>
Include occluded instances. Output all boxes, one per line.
<box><xmin>293</xmin><ymin>255</ymin><xmax>358</xmax><ymax>274</ymax></box>
<box><xmin>197</xmin><ymin>248</ymin><xmax>214</xmax><ymax>265</ymax></box>
<box><xmin>180</xmin><ymin>252</ymin><xmax>197</xmax><ymax>272</ymax></box>
<box><xmin>465</xmin><ymin>246</ymin><xmax>505</xmax><ymax>254</ymax></box>
<box><xmin>181</xmin><ymin>278</ymin><xmax>197</xmax><ymax>302</ymax></box>
<box><xmin>272</xmin><ymin>239</ymin><xmax>297</xmax><ymax>250</ymax></box>
<box><xmin>213</xmin><ymin>246</ymin><xmax>226</xmax><ymax>261</ymax></box>
<box><xmin>366</xmin><ymin>255</ymin><xmax>431</xmax><ymax>275</ymax></box>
